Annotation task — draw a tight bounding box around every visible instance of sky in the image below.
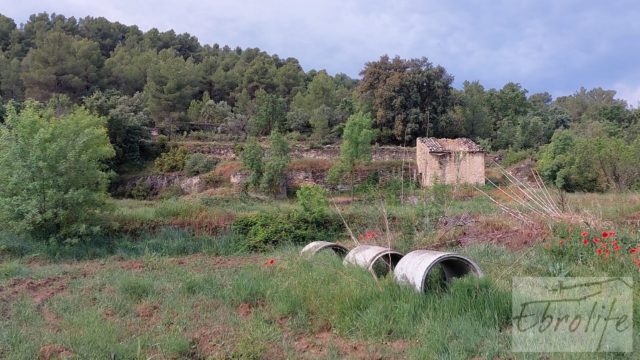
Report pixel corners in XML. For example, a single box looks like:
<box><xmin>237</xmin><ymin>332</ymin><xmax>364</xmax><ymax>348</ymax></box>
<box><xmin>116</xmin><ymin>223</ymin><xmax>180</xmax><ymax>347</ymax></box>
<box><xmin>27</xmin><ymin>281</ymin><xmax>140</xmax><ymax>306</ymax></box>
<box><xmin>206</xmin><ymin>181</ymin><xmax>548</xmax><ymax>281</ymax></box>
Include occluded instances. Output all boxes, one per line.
<box><xmin>2</xmin><ymin>0</ymin><xmax>640</xmax><ymax>106</ymax></box>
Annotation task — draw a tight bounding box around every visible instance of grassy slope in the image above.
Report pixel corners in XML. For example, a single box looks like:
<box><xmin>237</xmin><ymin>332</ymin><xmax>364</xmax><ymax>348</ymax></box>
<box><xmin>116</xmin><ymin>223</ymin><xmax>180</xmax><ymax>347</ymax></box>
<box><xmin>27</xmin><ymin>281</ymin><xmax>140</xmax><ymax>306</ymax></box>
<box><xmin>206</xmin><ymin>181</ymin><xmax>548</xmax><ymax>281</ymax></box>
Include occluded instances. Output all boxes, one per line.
<box><xmin>1</xmin><ymin>188</ymin><xmax>640</xmax><ymax>359</ymax></box>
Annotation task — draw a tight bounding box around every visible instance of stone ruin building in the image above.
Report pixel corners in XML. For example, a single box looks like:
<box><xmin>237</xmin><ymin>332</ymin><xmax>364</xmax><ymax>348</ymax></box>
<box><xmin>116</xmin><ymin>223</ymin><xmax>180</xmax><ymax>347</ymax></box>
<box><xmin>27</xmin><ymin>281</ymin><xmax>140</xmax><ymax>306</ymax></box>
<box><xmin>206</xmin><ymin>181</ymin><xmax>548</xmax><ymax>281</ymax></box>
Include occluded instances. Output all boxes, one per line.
<box><xmin>416</xmin><ymin>137</ymin><xmax>485</xmax><ymax>186</ymax></box>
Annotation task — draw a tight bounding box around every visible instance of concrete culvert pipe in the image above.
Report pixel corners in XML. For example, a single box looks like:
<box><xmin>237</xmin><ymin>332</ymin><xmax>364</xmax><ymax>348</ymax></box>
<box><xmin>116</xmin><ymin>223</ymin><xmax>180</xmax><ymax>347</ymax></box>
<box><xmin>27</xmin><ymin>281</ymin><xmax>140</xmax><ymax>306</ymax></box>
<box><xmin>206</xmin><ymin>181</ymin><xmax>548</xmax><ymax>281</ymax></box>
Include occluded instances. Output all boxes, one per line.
<box><xmin>300</xmin><ymin>241</ymin><xmax>349</xmax><ymax>257</ymax></box>
<box><xmin>343</xmin><ymin>245</ymin><xmax>404</xmax><ymax>278</ymax></box>
<box><xmin>393</xmin><ymin>250</ymin><xmax>483</xmax><ymax>292</ymax></box>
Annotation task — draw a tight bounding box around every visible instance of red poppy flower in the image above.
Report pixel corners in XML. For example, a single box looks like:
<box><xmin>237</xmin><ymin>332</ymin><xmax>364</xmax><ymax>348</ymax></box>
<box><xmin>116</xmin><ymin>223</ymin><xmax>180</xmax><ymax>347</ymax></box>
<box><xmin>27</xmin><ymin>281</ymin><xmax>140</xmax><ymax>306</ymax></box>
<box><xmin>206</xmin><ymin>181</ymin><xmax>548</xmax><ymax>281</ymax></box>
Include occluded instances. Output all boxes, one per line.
<box><xmin>605</xmin><ymin>249</ymin><xmax>610</xmax><ymax>255</ymax></box>
<box><xmin>614</xmin><ymin>245</ymin><xmax>620</xmax><ymax>251</ymax></box>
<box><xmin>596</xmin><ymin>248</ymin><xmax>602</xmax><ymax>255</ymax></box>
<box><xmin>601</xmin><ymin>231</ymin><xmax>609</xmax><ymax>238</ymax></box>
<box><xmin>583</xmin><ymin>239</ymin><xmax>589</xmax><ymax>245</ymax></box>
<box><xmin>593</xmin><ymin>237</ymin><xmax>600</xmax><ymax>244</ymax></box>
<box><xmin>631</xmin><ymin>248</ymin><xmax>638</xmax><ymax>254</ymax></box>
<box><xmin>581</xmin><ymin>231</ymin><xmax>588</xmax><ymax>237</ymax></box>
<box><xmin>609</xmin><ymin>231</ymin><xmax>615</xmax><ymax>237</ymax></box>
<box><xmin>559</xmin><ymin>240</ymin><xmax>564</xmax><ymax>246</ymax></box>
<box><xmin>264</xmin><ymin>259</ymin><xmax>276</xmax><ymax>266</ymax></box>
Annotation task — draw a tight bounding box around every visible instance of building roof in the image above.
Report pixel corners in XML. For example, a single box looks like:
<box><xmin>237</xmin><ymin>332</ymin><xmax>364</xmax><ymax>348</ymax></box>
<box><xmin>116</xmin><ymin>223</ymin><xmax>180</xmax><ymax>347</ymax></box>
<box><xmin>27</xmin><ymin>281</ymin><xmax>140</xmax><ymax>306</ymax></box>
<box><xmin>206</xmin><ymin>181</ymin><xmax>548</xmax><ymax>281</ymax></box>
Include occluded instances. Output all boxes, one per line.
<box><xmin>417</xmin><ymin>137</ymin><xmax>483</xmax><ymax>153</ymax></box>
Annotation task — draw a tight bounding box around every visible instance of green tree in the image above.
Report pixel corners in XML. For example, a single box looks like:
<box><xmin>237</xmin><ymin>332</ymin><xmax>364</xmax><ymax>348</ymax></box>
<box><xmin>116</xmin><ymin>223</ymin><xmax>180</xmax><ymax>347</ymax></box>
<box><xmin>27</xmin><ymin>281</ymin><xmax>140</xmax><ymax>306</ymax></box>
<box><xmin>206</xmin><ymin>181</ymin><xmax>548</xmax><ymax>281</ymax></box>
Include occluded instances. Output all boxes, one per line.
<box><xmin>0</xmin><ymin>102</ymin><xmax>115</xmax><ymax>240</ymax></box>
<box><xmin>357</xmin><ymin>55</ymin><xmax>453</xmax><ymax>144</ymax></box>
<box><xmin>249</xmin><ymin>89</ymin><xmax>286</xmax><ymax>135</ymax></box>
<box><xmin>240</xmin><ymin>136</ymin><xmax>264</xmax><ymax>188</ymax></box>
<box><xmin>260</xmin><ymin>131</ymin><xmax>290</xmax><ymax>197</ymax></box>
<box><xmin>21</xmin><ymin>31</ymin><xmax>103</xmax><ymax>101</ymax></box>
<box><xmin>0</xmin><ymin>52</ymin><xmax>23</xmax><ymax>100</ymax></box>
<box><xmin>104</xmin><ymin>45</ymin><xmax>157</xmax><ymax>95</ymax></box>
<box><xmin>144</xmin><ymin>49</ymin><xmax>201</xmax><ymax>133</ymax></box>
<box><xmin>84</xmin><ymin>90</ymin><xmax>152</xmax><ymax>166</ymax></box>
<box><xmin>329</xmin><ymin>112</ymin><xmax>375</xmax><ymax>198</ymax></box>
<box><xmin>538</xmin><ymin>130</ymin><xmax>600</xmax><ymax>192</ymax></box>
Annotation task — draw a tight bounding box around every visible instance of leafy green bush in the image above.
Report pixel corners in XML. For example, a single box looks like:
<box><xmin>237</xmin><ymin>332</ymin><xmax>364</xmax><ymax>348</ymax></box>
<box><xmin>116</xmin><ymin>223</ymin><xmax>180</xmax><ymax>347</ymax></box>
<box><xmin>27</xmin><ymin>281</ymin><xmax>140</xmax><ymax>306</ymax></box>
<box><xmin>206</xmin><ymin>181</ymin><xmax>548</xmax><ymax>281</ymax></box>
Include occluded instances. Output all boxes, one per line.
<box><xmin>129</xmin><ymin>181</ymin><xmax>153</xmax><ymax>200</ymax></box>
<box><xmin>296</xmin><ymin>184</ymin><xmax>329</xmax><ymax>218</ymax></box>
<box><xmin>501</xmin><ymin>148</ymin><xmax>533</xmax><ymax>167</ymax></box>
<box><xmin>232</xmin><ymin>209</ymin><xmax>342</xmax><ymax>252</ymax></box>
<box><xmin>153</xmin><ymin>146</ymin><xmax>188</xmax><ymax>173</ymax></box>
<box><xmin>0</xmin><ymin>102</ymin><xmax>115</xmax><ymax>242</ymax></box>
<box><xmin>185</xmin><ymin>153</ymin><xmax>216</xmax><ymax>176</ymax></box>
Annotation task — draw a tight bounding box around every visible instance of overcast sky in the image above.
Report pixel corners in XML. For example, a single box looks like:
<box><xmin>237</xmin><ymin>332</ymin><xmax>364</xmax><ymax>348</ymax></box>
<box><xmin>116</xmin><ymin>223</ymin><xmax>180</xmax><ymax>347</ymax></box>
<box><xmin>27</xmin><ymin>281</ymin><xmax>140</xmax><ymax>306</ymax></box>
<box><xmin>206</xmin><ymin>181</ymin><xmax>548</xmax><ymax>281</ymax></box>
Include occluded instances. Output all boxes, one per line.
<box><xmin>3</xmin><ymin>0</ymin><xmax>640</xmax><ymax>106</ymax></box>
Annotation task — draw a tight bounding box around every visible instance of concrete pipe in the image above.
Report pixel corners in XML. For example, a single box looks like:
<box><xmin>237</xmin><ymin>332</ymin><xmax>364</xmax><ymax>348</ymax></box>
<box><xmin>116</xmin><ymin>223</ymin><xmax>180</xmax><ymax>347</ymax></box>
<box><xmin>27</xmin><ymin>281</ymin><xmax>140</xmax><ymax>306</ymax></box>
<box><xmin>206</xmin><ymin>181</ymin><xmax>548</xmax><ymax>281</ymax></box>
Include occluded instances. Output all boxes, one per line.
<box><xmin>393</xmin><ymin>250</ymin><xmax>483</xmax><ymax>292</ymax></box>
<box><xmin>343</xmin><ymin>245</ymin><xmax>404</xmax><ymax>278</ymax></box>
<box><xmin>300</xmin><ymin>241</ymin><xmax>349</xmax><ymax>257</ymax></box>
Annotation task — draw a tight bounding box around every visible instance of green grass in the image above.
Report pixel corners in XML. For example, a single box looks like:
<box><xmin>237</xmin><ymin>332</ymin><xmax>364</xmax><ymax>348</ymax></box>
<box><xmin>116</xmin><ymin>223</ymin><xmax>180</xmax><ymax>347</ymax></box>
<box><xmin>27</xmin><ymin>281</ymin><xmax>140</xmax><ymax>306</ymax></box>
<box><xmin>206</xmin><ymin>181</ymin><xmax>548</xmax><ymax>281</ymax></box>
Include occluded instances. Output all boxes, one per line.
<box><xmin>2</xmin><ymin>188</ymin><xmax>640</xmax><ymax>358</ymax></box>
<box><xmin>1</xmin><ymin>242</ymin><xmax>639</xmax><ymax>359</ymax></box>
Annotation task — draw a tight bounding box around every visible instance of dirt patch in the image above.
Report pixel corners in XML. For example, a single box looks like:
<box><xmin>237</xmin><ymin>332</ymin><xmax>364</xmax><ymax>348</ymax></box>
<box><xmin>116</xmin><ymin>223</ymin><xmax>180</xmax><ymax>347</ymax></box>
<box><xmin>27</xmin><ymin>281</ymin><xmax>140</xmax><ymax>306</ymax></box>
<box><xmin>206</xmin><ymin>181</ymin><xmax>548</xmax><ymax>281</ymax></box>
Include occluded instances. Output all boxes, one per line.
<box><xmin>37</xmin><ymin>344</ymin><xmax>73</xmax><ymax>360</ymax></box>
<box><xmin>624</xmin><ymin>212</ymin><xmax>640</xmax><ymax>227</ymax></box>
<box><xmin>102</xmin><ymin>308</ymin><xmax>115</xmax><ymax>320</ymax></box>
<box><xmin>236</xmin><ymin>303</ymin><xmax>253</xmax><ymax>318</ymax></box>
<box><xmin>0</xmin><ymin>276</ymin><xmax>68</xmax><ymax>307</ymax></box>
<box><xmin>292</xmin><ymin>329</ymin><xmax>386</xmax><ymax>359</ymax></box>
<box><xmin>171</xmin><ymin>254</ymin><xmax>263</xmax><ymax>270</ymax></box>
<box><xmin>120</xmin><ymin>260</ymin><xmax>144</xmax><ymax>272</ymax></box>
<box><xmin>136</xmin><ymin>302</ymin><xmax>160</xmax><ymax>322</ymax></box>
<box><xmin>170</xmin><ymin>212</ymin><xmax>235</xmax><ymax>236</ymax></box>
<box><xmin>191</xmin><ymin>326</ymin><xmax>233</xmax><ymax>358</ymax></box>
<box><xmin>458</xmin><ymin>216</ymin><xmax>548</xmax><ymax>250</ymax></box>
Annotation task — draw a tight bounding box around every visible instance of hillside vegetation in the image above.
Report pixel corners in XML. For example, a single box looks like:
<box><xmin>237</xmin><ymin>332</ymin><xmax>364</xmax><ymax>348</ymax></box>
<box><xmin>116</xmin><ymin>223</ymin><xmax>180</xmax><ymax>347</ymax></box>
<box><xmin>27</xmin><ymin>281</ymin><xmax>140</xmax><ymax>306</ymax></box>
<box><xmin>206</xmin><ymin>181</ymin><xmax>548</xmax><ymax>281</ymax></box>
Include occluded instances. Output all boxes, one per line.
<box><xmin>0</xmin><ymin>12</ymin><xmax>639</xmax><ymax>360</ymax></box>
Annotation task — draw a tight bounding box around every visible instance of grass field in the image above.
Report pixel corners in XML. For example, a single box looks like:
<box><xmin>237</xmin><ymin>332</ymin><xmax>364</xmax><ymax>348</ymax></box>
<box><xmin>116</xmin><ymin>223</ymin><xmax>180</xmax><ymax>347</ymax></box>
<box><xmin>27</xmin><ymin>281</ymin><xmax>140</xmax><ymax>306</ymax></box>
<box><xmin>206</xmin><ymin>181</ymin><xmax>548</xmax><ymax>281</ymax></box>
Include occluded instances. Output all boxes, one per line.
<box><xmin>1</xmin><ymin>185</ymin><xmax>640</xmax><ymax>359</ymax></box>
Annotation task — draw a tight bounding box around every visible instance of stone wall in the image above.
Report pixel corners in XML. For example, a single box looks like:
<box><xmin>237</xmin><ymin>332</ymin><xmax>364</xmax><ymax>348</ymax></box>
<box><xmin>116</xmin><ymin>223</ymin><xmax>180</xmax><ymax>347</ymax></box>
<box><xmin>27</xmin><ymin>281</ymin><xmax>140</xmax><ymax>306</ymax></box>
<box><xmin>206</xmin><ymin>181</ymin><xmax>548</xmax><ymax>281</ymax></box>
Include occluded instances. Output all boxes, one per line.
<box><xmin>181</xmin><ymin>142</ymin><xmax>415</xmax><ymax>162</ymax></box>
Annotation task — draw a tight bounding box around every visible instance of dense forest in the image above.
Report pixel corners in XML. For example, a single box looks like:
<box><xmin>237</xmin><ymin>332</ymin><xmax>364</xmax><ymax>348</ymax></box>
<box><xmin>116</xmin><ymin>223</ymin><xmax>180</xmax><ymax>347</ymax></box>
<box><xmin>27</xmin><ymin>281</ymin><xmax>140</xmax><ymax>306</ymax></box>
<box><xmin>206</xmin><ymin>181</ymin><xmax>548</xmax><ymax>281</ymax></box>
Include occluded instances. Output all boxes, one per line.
<box><xmin>0</xmin><ymin>12</ymin><xmax>639</xmax><ymax>193</ymax></box>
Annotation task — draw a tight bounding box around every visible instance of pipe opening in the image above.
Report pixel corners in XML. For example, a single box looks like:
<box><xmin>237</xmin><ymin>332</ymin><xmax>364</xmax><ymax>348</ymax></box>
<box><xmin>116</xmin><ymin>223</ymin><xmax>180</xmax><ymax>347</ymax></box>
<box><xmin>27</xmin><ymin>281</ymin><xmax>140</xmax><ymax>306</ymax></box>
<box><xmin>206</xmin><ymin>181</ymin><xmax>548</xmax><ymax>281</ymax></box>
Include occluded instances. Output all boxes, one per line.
<box><xmin>326</xmin><ymin>245</ymin><xmax>348</xmax><ymax>257</ymax></box>
<box><xmin>370</xmin><ymin>252</ymin><xmax>403</xmax><ymax>278</ymax></box>
<box><xmin>422</xmin><ymin>257</ymin><xmax>479</xmax><ymax>292</ymax></box>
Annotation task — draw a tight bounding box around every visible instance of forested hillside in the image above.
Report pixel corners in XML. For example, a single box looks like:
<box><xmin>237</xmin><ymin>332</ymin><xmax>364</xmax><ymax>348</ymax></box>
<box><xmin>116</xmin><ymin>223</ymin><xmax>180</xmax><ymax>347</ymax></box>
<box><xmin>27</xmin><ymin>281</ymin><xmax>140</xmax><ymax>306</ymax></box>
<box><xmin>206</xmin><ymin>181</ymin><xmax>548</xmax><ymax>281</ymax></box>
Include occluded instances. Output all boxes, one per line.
<box><xmin>0</xmin><ymin>12</ymin><xmax>639</xmax><ymax>192</ymax></box>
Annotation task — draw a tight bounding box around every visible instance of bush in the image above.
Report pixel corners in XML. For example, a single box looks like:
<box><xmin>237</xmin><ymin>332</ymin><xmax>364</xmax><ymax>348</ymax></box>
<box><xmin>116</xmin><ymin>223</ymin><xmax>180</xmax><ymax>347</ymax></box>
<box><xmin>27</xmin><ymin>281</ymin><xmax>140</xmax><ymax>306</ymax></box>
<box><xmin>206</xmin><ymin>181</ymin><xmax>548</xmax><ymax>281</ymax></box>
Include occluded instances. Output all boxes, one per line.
<box><xmin>296</xmin><ymin>184</ymin><xmax>329</xmax><ymax>218</ymax></box>
<box><xmin>232</xmin><ymin>209</ymin><xmax>342</xmax><ymax>252</ymax></box>
<box><xmin>501</xmin><ymin>148</ymin><xmax>533</xmax><ymax>167</ymax></box>
<box><xmin>0</xmin><ymin>102</ymin><xmax>115</xmax><ymax>242</ymax></box>
<box><xmin>185</xmin><ymin>153</ymin><xmax>216</xmax><ymax>176</ymax></box>
<box><xmin>129</xmin><ymin>181</ymin><xmax>153</xmax><ymax>200</ymax></box>
<box><xmin>153</xmin><ymin>146</ymin><xmax>188</xmax><ymax>173</ymax></box>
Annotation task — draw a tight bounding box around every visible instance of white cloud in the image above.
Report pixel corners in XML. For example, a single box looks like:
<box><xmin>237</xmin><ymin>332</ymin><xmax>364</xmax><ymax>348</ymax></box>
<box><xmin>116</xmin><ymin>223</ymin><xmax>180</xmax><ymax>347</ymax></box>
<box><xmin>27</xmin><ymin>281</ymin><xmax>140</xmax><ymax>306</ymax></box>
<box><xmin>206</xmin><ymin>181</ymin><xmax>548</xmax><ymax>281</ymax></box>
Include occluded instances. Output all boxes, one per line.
<box><xmin>613</xmin><ymin>83</ymin><xmax>640</xmax><ymax>108</ymax></box>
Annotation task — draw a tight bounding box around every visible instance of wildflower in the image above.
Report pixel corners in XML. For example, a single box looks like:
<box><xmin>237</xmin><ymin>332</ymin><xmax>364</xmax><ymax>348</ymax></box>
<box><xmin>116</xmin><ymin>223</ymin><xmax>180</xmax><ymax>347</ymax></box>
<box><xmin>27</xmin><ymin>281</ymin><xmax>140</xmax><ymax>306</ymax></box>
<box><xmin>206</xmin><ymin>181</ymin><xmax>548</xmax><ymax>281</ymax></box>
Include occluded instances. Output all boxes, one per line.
<box><xmin>593</xmin><ymin>237</ymin><xmax>600</xmax><ymax>244</ymax></box>
<box><xmin>559</xmin><ymin>240</ymin><xmax>564</xmax><ymax>246</ymax></box>
<box><xmin>583</xmin><ymin>238</ymin><xmax>589</xmax><ymax>245</ymax></box>
<box><xmin>614</xmin><ymin>245</ymin><xmax>620</xmax><ymax>251</ymax></box>
<box><xmin>264</xmin><ymin>259</ymin><xmax>276</xmax><ymax>266</ymax></box>
<box><xmin>609</xmin><ymin>230</ymin><xmax>616</xmax><ymax>237</ymax></box>
<box><xmin>602</xmin><ymin>231</ymin><xmax>609</xmax><ymax>238</ymax></box>
<box><xmin>581</xmin><ymin>231</ymin><xmax>588</xmax><ymax>237</ymax></box>
<box><xmin>631</xmin><ymin>248</ymin><xmax>638</xmax><ymax>254</ymax></box>
<box><xmin>605</xmin><ymin>249</ymin><xmax>610</xmax><ymax>255</ymax></box>
<box><xmin>596</xmin><ymin>248</ymin><xmax>602</xmax><ymax>255</ymax></box>
<box><xmin>363</xmin><ymin>230</ymin><xmax>379</xmax><ymax>240</ymax></box>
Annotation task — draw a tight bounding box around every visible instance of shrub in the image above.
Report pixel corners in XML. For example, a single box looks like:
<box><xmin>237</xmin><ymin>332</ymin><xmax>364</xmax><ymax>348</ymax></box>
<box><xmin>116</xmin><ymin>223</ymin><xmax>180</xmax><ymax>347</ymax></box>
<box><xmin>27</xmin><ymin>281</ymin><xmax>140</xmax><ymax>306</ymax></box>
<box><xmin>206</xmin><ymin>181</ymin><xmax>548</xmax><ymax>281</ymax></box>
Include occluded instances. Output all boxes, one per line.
<box><xmin>296</xmin><ymin>184</ymin><xmax>329</xmax><ymax>218</ymax></box>
<box><xmin>185</xmin><ymin>153</ymin><xmax>216</xmax><ymax>176</ymax></box>
<box><xmin>129</xmin><ymin>181</ymin><xmax>153</xmax><ymax>200</ymax></box>
<box><xmin>232</xmin><ymin>209</ymin><xmax>342</xmax><ymax>252</ymax></box>
<box><xmin>501</xmin><ymin>148</ymin><xmax>533</xmax><ymax>167</ymax></box>
<box><xmin>153</xmin><ymin>146</ymin><xmax>188</xmax><ymax>173</ymax></box>
<box><xmin>0</xmin><ymin>102</ymin><xmax>115</xmax><ymax>242</ymax></box>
